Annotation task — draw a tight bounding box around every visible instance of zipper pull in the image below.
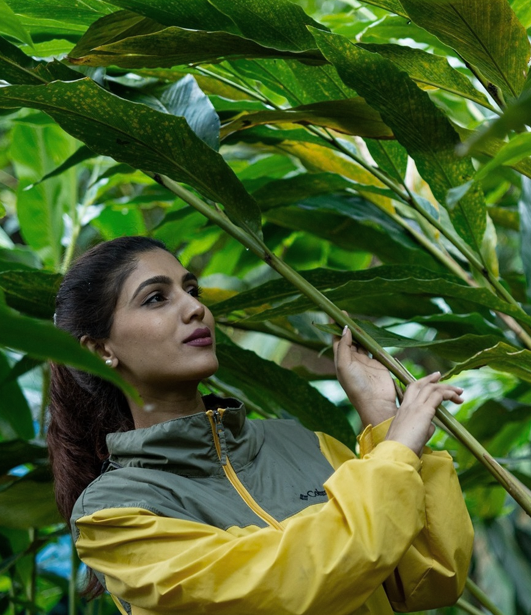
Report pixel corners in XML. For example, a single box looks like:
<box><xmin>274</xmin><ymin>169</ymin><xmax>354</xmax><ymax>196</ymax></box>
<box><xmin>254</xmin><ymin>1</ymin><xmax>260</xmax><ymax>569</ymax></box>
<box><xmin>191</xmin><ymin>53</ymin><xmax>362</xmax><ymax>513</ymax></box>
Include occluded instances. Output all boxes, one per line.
<box><xmin>212</xmin><ymin>409</ymin><xmax>228</xmax><ymax>466</ymax></box>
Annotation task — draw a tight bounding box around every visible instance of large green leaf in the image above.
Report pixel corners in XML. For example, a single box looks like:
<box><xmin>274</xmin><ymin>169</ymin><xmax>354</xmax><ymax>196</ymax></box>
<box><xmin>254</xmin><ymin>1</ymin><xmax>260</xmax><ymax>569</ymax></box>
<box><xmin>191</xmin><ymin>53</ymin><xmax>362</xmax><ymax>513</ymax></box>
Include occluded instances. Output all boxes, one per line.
<box><xmin>0</xmin><ymin>355</ymin><xmax>42</xmax><ymax>388</ymax></box>
<box><xmin>0</xmin><ymin>0</ymin><xmax>32</xmax><ymax>47</ymax></box>
<box><xmin>0</xmin><ymin>440</ymin><xmax>47</xmax><ymax>475</ymax></box>
<box><xmin>86</xmin><ymin>1</ymin><xmax>239</xmax><ymax>32</ymax></box>
<box><xmin>359</xmin><ymin>15</ymin><xmax>455</xmax><ymax>55</ymax></box>
<box><xmin>0</xmin><ymin>351</ymin><xmax>33</xmax><ymax>440</ymax></box>
<box><xmin>460</xmin><ymin>87</ymin><xmax>531</xmax><ymax>154</ymax></box>
<box><xmin>68</xmin><ymin>10</ymin><xmax>166</xmax><ymax>59</ymax></box>
<box><xmin>30</xmin><ymin>145</ymin><xmax>95</xmax><ymax>188</ymax></box>
<box><xmin>223</xmin><ymin>125</ymin><xmax>330</xmax><ymax>149</ymax></box>
<box><xmin>444</xmin><ymin>342</ymin><xmax>531</xmax><ymax>382</ymax></box>
<box><xmin>511</xmin><ymin>0</ymin><xmax>531</xmax><ymax>28</ymax></box>
<box><xmin>455</xmin><ymin>124</ymin><xmax>531</xmax><ymax>179</ymax></box>
<box><xmin>211</xmin><ymin>265</ymin><xmax>459</xmax><ymax>316</ymax></box>
<box><xmin>227</xmin><ymin>270</ymin><xmax>531</xmax><ymax>328</ymax></box>
<box><xmin>215</xmin><ymin>329</ymin><xmax>357</xmax><ymax>449</ymax></box>
<box><xmin>357</xmin><ymin>0</ymin><xmax>407</xmax><ymax>16</ymax></box>
<box><xmin>10</xmin><ymin>122</ymin><xmax>77</xmax><ymax>268</ymax></box>
<box><xmin>0</xmin><ymin>78</ymin><xmax>262</xmax><ymax>237</ymax></box>
<box><xmin>465</xmin><ymin>398</ymin><xmax>531</xmax><ymax>442</ymax></box>
<box><xmin>316</xmin><ymin>321</ymin><xmax>504</xmax><ymax>362</ymax></box>
<box><xmin>228</xmin><ymin>59</ymin><xmax>355</xmax><ymax>106</ymax></box>
<box><xmin>406</xmin><ymin>312</ymin><xmax>503</xmax><ymax>338</ymax></box>
<box><xmin>0</xmin><ymin>305</ymin><xmax>138</xmax><ymax>400</ymax></box>
<box><xmin>6</xmin><ymin>0</ymin><xmax>112</xmax><ymax>27</ymax></box>
<box><xmin>0</xmin><ymin>36</ymin><xmax>80</xmax><ymax>85</ymax></box>
<box><xmin>475</xmin><ymin>132</ymin><xmax>531</xmax><ymax>181</ymax></box>
<box><xmin>359</xmin><ymin>43</ymin><xmax>492</xmax><ymax>109</ymax></box>
<box><xmin>0</xmin><ymin>270</ymin><xmax>61</xmax><ymax>319</ymax></box>
<box><xmin>400</xmin><ymin>0</ymin><xmax>530</xmax><ymax>99</ymax></box>
<box><xmin>312</xmin><ymin>28</ymin><xmax>486</xmax><ymax>253</ymax></box>
<box><xmin>208</xmin><ymin>0</ymin><xmax>327</xmax><ymax>52</ymax></box>
<box><xmin>250</xmin><ymin>173</ymin><xmax>373</xmax><ymax>210</ymax></box>
<box><xmin>364</xmin><ymin>139</ymin><xmax>408</xmax><ymax>183</ymax></box>
<box><xmin>159</xmin><ymin>75</ymin><xmax>220</xmax><ymax>150</ymax></box>
<box><xmin>70</xmin><ymin>26</ymin><xmax>323</xmax><ymax>68</ymax></box>
<box><xmin>221</xmin><ymin>98</ymin><xmax>393</xmax><ymax>140</ymax></box>
<box><xmin>0</xmin><ymin>467</ymin><xmax>61</xmax><ymax>529</ymax></box>
<box><xmin>265</xmin><ymin>199</ymin><xmax>443</xmax><ymax>270</ymax></box>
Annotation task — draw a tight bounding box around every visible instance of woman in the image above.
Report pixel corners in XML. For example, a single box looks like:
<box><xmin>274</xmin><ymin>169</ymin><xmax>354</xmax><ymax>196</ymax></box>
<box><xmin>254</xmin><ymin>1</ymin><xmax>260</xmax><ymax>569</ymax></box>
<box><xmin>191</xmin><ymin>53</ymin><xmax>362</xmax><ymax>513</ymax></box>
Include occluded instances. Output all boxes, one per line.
<box><xmin>48</xmin><ymin>236</ymin><xmax>473</xmax><ymax>615</ymax></box>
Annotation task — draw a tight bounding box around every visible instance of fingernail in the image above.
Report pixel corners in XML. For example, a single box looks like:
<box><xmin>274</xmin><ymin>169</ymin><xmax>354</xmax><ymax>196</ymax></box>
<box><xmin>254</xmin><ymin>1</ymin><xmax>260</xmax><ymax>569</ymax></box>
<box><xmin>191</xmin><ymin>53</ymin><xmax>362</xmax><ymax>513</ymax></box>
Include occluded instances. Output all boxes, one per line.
<box><xmin>342</xmin><ymin>325</ymin><xmax>348</xmax><ymax>336</ymax></box>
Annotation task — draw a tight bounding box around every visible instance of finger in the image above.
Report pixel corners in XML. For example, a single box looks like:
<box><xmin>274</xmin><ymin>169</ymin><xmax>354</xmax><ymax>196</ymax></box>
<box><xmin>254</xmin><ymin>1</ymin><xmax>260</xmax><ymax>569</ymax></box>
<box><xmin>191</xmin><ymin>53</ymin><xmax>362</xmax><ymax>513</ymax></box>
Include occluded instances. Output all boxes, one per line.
<box><xmin>425</xmin><ymin>386</ymin><xmax>464</xmax><ymax>408</ymax></box>
<box><xmin>420</xmin><ymin>383</ymin><xmax>463</xmax><ymax>403</ymax></box>
<box><xmin>332</xmin><ymin>310</ymin><xmax>349</xmax><ymax>338</ymax></box>
<box><xmin>402</xmin><ymin>372</ymin><xmax>439</xmax><ymax>404</ymax></box>
<box><xmin>333</xmin><ymin>325</ymin><xmax>353</xmax><ymax>370</ymax></box>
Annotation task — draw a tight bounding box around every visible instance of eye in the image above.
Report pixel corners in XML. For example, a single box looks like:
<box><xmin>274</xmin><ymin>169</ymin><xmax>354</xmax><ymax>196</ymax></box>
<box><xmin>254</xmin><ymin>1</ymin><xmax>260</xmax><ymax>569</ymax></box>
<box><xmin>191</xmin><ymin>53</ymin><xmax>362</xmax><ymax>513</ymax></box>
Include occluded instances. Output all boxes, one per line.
<box><xmin>188</xmin><ymin>285</ymin><xmax>203</xmax><ymax>299</ymax></box>
<box><xmin>143</xmin><ymin>291</ymin><xmax>166</xmax><ymax>306</ymax></box>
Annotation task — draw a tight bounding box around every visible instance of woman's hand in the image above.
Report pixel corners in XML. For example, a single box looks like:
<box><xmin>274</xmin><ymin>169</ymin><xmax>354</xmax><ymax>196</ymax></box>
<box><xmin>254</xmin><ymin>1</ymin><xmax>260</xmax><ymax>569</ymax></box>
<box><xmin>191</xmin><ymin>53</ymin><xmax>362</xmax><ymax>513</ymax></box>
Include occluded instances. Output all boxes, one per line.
<box><xmin>385</xmin><ymin>372</ymin><xmax>464</xmax><ymax>457</ymax></box>
<box><xmin>333</xmin><ymin>324</ymin><xmax>398</xmax><ymax>427</ymax></box>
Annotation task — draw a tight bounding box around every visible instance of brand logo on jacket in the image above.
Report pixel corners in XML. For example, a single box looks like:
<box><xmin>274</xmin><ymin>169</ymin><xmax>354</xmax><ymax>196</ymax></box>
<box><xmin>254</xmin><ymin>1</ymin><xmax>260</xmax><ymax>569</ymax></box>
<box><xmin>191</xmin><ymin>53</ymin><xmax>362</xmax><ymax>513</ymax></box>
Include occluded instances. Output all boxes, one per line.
<box><xmin>300</xmin><ymin>489</ymin><xmax>327</xmax><ymax>501</ymax></box>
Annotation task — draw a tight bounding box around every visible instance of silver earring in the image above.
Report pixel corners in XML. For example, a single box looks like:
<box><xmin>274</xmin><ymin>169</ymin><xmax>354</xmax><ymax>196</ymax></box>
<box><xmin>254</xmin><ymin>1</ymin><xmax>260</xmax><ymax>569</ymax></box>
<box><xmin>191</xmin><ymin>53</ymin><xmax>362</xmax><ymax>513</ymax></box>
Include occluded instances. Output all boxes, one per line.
<box><xmin>105</xmin><ymin>359</ymin><xmax>113</xmax><ymax>367</ymax></box>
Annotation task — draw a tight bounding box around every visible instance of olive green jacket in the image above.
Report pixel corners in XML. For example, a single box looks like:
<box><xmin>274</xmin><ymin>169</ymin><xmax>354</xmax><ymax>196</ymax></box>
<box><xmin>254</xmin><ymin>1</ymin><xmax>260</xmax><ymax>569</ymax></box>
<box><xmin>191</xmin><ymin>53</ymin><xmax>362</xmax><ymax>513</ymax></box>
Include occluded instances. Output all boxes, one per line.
<box><xmin>71</xmin><ymin>394</ymin><xmax>473</xmax><ymax>615</ymax></box>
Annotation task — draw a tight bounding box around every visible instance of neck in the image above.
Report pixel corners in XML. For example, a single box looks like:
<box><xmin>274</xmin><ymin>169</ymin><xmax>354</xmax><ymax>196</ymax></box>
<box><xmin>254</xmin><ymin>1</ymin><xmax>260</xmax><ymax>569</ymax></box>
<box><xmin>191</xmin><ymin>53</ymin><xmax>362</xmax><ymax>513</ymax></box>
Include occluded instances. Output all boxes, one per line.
<box><xmin>127</xmin><ymin>383</ymin><xmax>206</xmax><ymax>428</ymax></box>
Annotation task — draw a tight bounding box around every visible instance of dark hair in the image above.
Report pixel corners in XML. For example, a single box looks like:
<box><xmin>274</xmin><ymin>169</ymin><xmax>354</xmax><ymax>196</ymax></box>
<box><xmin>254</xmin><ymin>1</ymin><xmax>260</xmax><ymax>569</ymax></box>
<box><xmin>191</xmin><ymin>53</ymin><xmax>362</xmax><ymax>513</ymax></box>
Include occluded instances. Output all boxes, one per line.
<box><xmin>47</xmin><ymin>236</ymin><xmax>170</xmax><ymax>597</ymax></box>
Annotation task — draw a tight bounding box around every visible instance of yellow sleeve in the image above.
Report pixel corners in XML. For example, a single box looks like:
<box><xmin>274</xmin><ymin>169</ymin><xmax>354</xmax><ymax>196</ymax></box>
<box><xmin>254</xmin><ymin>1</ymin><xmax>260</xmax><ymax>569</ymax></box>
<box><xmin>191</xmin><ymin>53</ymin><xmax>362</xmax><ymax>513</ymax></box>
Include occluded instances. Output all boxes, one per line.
<box><xmin>75</xmin><ymin>441</ymin><xmax>426</xmax><ymax>615</ymax></box>
<box><xmin>319</xmin><ymin>419</ymin><xmax>474</xmax><ymax>612</ymax></box>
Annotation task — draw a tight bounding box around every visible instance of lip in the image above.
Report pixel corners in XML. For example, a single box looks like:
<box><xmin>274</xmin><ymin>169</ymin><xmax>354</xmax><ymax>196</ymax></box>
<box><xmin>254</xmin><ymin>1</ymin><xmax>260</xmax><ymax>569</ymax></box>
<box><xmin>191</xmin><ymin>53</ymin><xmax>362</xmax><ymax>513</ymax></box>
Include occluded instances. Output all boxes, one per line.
<box><xmin>183</xmin><ymin>327</ymin><xmax>213</xmax><ymax>346</ymax></box>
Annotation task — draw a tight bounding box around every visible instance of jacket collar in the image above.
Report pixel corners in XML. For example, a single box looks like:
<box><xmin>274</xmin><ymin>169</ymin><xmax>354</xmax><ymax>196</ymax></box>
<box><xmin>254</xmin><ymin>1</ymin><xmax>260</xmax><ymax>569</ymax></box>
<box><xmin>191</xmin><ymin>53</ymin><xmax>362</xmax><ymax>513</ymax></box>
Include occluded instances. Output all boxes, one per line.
<box><xmin>105</xmin><ymin>395</ymin><xmax>265</xmax><ymax>477</ymax></box>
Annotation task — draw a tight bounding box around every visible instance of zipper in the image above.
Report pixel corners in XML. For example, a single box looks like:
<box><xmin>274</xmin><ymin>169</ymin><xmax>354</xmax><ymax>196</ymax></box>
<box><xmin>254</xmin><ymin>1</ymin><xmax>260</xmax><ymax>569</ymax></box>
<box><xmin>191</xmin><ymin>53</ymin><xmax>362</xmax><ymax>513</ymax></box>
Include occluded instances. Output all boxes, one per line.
<box><xmin>207</xmin><ymin>409</ymin><xmax>283</xmax><ymax>531</ymax></box>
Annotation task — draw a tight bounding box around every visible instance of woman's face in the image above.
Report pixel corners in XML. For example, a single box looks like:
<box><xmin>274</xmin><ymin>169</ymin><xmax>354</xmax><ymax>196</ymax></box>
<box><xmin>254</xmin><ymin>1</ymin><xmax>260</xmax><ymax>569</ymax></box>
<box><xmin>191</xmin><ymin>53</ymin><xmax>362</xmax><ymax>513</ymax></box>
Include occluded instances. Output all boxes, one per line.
<box><xmin>104</xmin><ymin>249</ymin><xmax>218</xmax><ymax>392</ymax></box>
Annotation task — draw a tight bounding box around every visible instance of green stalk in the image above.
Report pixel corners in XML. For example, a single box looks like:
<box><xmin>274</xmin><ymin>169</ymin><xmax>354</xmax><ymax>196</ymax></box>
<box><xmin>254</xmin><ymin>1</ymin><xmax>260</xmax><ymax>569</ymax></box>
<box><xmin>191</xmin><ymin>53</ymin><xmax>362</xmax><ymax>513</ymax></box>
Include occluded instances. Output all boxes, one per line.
<box><xmin>61</xmin><ymin>162</ymin><xmax>102</xmax><ymax>274</ymax></box>
<box><xmin>359</xmin><ymin>192</ymin><xmax>473</xmax><ymax>283</ymax></box>
<box><xmin>154</xmin><ymin>174</ymin><xmax>531</xmax><ymax>517</ymax></box>
<box><xmin>27</xmin><ymin>528</ymin><xmax>36</xmax><ymax>615</ymax></box>
<box><xmin>465</xmin><ymin>578</ymin><xmax>507</xmax><ymax>615</ymax></box>
<box><xmin>195</xmin><ymin>67</ymin><xmax>271</xmax><ymax>105</ymax></box>
<box><xmin>457</xmin><ymin>598</ymin><xmax>489</xmax><ymax>615</ymax></box>
<box><xmin>69</xmin><ymin>541</ymin><xmax>79</xmax><ymax>615</ymax></box>
<box><xmin>38</xmin><ymin>364</ymin><xmax>50</xmax><ymax>439</ymax></box>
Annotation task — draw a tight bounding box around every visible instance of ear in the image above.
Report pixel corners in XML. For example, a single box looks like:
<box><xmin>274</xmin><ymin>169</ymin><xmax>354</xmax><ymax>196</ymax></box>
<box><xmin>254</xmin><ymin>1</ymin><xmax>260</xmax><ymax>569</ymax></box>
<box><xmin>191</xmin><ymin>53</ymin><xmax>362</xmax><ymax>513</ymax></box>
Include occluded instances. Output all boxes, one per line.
<box><xmin>80</xmin><ymin>335</ymin><xmax>118</xmax><ymax>368</ymax></box>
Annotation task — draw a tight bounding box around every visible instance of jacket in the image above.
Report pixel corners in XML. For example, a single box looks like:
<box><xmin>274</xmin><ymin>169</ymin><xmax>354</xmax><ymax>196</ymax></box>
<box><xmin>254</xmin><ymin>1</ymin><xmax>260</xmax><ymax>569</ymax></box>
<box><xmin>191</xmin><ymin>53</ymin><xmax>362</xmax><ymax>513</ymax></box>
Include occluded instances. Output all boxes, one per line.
<box><xmin>71</xmin><ymin>394</ymin><xmax>474</xmax><ymax>615</ymax></box>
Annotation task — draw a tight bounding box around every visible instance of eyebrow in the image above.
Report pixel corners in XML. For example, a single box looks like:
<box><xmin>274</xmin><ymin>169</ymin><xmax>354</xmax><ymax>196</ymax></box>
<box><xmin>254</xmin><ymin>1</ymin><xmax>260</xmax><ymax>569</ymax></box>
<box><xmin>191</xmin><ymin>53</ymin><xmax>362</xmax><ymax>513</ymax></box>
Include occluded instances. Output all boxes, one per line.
<box><xmin>131</xmin><ymin>272</ymin><xmax>198</xmax><ymax>301</ymax></box>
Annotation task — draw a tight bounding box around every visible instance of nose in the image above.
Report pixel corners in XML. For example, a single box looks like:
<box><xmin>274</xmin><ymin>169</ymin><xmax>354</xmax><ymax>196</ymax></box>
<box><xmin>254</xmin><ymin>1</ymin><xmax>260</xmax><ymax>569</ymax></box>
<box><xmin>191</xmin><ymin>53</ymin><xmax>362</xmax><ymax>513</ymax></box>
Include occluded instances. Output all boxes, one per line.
<box><xmin>182</xmin><ymin>293</ymin><xmax>206</xmax><ymax>323</ymax></box>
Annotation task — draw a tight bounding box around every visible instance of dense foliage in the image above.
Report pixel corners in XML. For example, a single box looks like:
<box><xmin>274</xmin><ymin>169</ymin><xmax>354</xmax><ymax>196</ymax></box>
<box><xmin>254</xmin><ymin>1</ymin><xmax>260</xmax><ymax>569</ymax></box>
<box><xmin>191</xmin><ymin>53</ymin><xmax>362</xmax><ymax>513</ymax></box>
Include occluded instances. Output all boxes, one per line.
<box><xmin>1</xmin><ymin>0</ymin><xmax>531</xmax><ymax>613</ymax></box>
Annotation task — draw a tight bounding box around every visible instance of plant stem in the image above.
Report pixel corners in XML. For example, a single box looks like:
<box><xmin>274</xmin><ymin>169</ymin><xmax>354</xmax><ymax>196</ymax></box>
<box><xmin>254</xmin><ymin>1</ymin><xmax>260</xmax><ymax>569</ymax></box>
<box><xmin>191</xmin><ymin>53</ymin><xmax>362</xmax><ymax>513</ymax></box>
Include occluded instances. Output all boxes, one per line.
<box><xmin>61</xmin><ymin>162</ymin><xmax>102</xmax><ymax>274</ymax></box>
<box><xmin>154</xmin><ymin>175</ymin><xmax>531</xmax><ymax>517</ymax></box>
<box><xmin>461</xmin><ymin>59</ymin><xmax>506</xmax><ymax>110</ymax></box>
<box><xmin>465</xmin><ymin>578</ymin><xmax>507</xmax><ymax>615</ymax></box>
<box><xmin>364</xmin><ymin>194</ymin><xmax>473</xmax><ymax>282</ymax></box>
<box><xmin>69</xmin><ymin>540</ymin><xmax>79</xmax><ymax>615</ymax></box>
<box><xmin>195</xmin><ymin>67</ymin><xmax>271</xmax><ymax>105</ymax></box>
<box><xmin>27</xmin><ymin>528</ymin><xmax>36</xmax><ymax>615</ymax></box>
<box><xmin>38</xmin><ymin>363</ymin><xmax>50</xmax><ymax>439</ymax></box>
<box><xmin>457</xmin><ymin>598</ymin><xmax>489</xmax><ymax>615</ymax></box>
